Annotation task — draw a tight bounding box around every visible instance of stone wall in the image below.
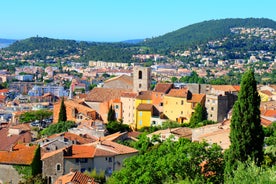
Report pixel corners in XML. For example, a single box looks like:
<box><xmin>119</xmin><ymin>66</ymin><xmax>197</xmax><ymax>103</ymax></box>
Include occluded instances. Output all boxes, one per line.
<box><xmin>0</xmin><ymin>164</ymin><xmax>21</xmax><ymax>184</ymax></box>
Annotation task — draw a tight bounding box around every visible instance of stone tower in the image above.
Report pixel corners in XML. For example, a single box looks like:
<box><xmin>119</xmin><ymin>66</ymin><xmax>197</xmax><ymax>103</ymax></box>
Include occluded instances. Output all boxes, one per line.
<box><xmin>133</xmin><ymin>66</ymin><xmax>151</xmax><ymax>93</ymax></box>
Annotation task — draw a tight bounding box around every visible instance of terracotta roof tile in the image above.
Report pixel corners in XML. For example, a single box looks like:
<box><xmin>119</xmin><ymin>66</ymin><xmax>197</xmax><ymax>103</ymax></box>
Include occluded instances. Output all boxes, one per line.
<box><xmin>154</xmin><ymin>83</ymin><xmax>173</xmax><ymax>93</ymax></box>
<box><xmin>166</xmin><ymin>88</ymin><xmax>189</xmax><ymax>98</ymax></box>
<box><xmin>136</xmin><ymin>103</ymin><xmax>153</xmax><ymax>111</ymax></box>
<box><xmin>64</xmin><ymin>145</ymin><xmax>96</xmax><ymax>158</ymax></box>
<box><xmin>86</xmin><ymin>88</ymin><xmax>131</xmax><ymax>102</ymax></box>
<box><xmin>0</xmin><ymin>127</ymin><xmax>32</xmax><ymax>151</ymax></box>
<box><xmin>263</xmin><ymin>110</ymin><xmax>276</xmax><ymax>117</ymax></box>
<box><xmin>261</xmin><ymin>117</ymin><xmax>272</xmax><ymax>127</ymax></box>
<box><xmin>121</xmin><ymin>92</ymin><xmax>137</xmax><ymax>98</ymax></box>
<box><xmin>187</xmin><ymin>94</ymin><xmax>205</xmax><ymax>103</ymax></box>
<box><xmin>211</xmin><ymin>85</ymin><xmax>238</xmax><ymax>92</ymax></box>
<box><xmin>136</xmin><ymin>91</ymin><xmax>152</xmax><ymax>100</ymax></box>
<box><xmin>54</xmin><ymin>171</ymin><xmax>98</xmax><ymax>184</ymax></box>
<box><xmin>0</xmin><ymin>89</ymin><xmax>9</xmax><ymax>93</ymax></box>
<box><xmin>260</xmin><ymin>90</ymin><xmax>273</xmax><ymax>96</ymax></box>
<box><xmin>65</xmin><ymin>100</ymin><xmax>96</xmax><ymax>115</ymax></box>
<box><xmin>0</xmin><ymin>144</ymin><xmax>38</xmax><ymax>165</ymax></box>
<box><xmin>104</xmin><ymin>75</ymin><xmax>133</xmax><ymax>85</ymax></box>
<box><xmin>96</xmin><ymin>140</ymin><xmax>138</xmax><ymax>155</ymax></box>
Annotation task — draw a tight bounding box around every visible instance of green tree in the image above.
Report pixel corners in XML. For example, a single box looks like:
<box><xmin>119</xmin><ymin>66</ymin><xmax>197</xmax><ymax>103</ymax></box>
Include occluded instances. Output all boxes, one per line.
<box><xmin>108</xmin><ymin>138</ymin><xmax>224</xmax><ymax>184</ymax></box>
<box><xmin>224</xmin><ymin>70</ymin><xmax>264</xmax><ymax>176</ymax></box>
<box><xmin>58</xmin><ymin>97</ymin><xmax>67</xmax><ymax>122</ymax></box>
<box><xmin>106</xmin><ymin>121</ymin><xmax>130</xmax><ymax>134</ymax></box>
<box><xmin>107</xmin><ymin>105</ymin><xmax>115</xmax><ymax>122</ymax></box>
<box><xmin>41</xmin><ymin>121</ymin><xmax>75</xmax><ymax>136</ymax></box>
<box><xmin>189</xmin><ymin>103</ymin><xmax>207</xmax><ymax>127</ymax></box>
<box><xmin>19</xmin><ymin>110</ymin><xmax>52</xmax><ymax>123</ymax></box>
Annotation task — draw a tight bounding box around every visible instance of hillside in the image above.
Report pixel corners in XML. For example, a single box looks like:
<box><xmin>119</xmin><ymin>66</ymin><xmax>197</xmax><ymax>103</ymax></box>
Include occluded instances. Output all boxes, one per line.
<box><xmin>141</xmin><ymin>18</ymin><xmax>276</xmax><ymax>52</ymax></box>
<box><xmin>3</xmin><ymin>18</ymin><xmax>276</xmax><ymax>62</ymax></box>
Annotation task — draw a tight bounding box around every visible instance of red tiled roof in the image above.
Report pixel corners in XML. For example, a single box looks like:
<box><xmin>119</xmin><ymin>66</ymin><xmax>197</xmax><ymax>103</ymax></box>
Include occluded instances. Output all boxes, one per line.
<box><xmin>64</xmin><ymin>145</ymin><xmax>96</xmax><ymax>158</ymax></box>
<box><xmin>96</xmin><ymin>140</ymin><xmax>138</xmax><ymax>155</ymax></box>
<box><xmin>0</xmin><ymin>89</ymin><xmax>9</xmax><ymax>93</ymax></box>
<box><xmin>260</xmin><ymin>90</ymin><xmax>273</xmax><ymax>96</ymax></box>
<box><xmin>261</xmin><ymin>117</ymin><xmax>272</xmax><ymax>127</ymax></box>
<box><xmin>187</xmin><ymin>94</ymin><xmax>205</xmax><ymax>103</ymax></box>
<box><xmin>154</xmin><ymin>83</ymin><xmax>173</xmax><ymax>93</ymax></box>
<box><xmin>54</xmin><ymin>171</ymin><xmax>98</xmax><ymax>184</ymax></box>
<box><xmin>47</xmin><ymin>132</ymin><xmax>95</xmax><ymax>145</ymax></box>
<box><xmin>136</xmin><ymin>91</ymin><xmax>152</xmax><ymax>100</ymax></box>
<box><xmin>0</xmin><ymin>144</ymin><xmax>38</xmax><ymax>165</ymax></box>
<box><xmin>0</xmin><ymin>127</ymin><xmax>32</xmax><ymax>151</ymax></box>
<box><xmin>136</xmin><ymin>103</ymin><xmax>153</xmax><ymax>111</ymax></box>
<box><xmin>166</xmin><ymin>88</ymin><xmax>189</xmax><ymax>98</ymax></box>
<box><xmin>104</xmin><ymin>75</ymin><xmax>133</xmax><ymax>85</ymax></box>
<box><xmin>86</xmin><ymin>88</ymin><xmax>131</xmax><ymax>102</ymax></box>
<box><xmin>211</xmin><ymin>85</ymin><xmax>239</xmax><ymax>92</ymax></box>
<box><xmin>121</xmin><ymin>92</ymin><xmax>137</xmax><ymax>98</ymax></box>
<box><xmin>263</xmin><ymin>110</ymin><xmax>276</xmax><ymax>117</ymax></box>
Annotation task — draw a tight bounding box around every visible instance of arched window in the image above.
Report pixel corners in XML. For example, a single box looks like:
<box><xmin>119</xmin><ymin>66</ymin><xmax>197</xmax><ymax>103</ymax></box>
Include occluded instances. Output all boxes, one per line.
<box><xmin>56</xmin><ymin>163</ymin><xmax>61</xmax><ymax>171</ymax></box>
<box><xmin>138</xmin><ymin>71</ymin><xmax>142</xmax><ymax>79</ymax></box>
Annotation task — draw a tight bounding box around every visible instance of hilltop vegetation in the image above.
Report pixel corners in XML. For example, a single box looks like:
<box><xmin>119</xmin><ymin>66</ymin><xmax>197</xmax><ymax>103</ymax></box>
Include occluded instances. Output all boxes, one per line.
<box><xmin>2</xmin><ymin>18</ymin><xmax>276</xmax><ymax>62</ymax></box>
<box><xmin>142</xmin><ymin>18</ymin><xmax>276</xmax><ymax>52</ymax></box>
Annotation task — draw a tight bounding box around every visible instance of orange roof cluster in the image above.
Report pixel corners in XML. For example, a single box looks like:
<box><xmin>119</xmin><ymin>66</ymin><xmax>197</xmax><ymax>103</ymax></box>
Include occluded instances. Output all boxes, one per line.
<box><xmin>66</xmin><ymin>145</ymin><xmax>96</xmax><ymax>158</ymax></box>
<box><xmin>166</xmin><ymin>88</ymin><xmax>189</xmax><ymax>98</ymax></box>
<box><xmin>86</xmin><ymin>88</ymin><xmax>131</xmax><ymax>102</ymax></box>
<box><xmin>153</xmin><ymin>83</ymin><xmax>173</xmax><ymax>93</ymax></box>
<box><xmin>0</xmin><ymin>144</ymin><xmax>38</xmax><ymax>165</ymax></box>
<box><xmin>55</xmin><ymin>171</ymin><xmax>98</xmax><ymax>184</ymax></box>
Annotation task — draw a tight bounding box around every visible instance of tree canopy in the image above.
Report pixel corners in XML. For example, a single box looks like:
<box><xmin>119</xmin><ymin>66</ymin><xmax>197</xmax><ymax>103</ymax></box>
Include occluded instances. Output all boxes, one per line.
<box><xmin>19</xmin><ymin>109</ymin><xmax>52</xmax><ymax>123</ymax></box>
<box><xmin>58</xmin><ymin>97</ymin><xmax>67</xmax><ymax>122</ymax></box>
<box><xmin>108</xmin><ymin>138</ymin><xmax>224</xmax><ymax>184</ymax></box>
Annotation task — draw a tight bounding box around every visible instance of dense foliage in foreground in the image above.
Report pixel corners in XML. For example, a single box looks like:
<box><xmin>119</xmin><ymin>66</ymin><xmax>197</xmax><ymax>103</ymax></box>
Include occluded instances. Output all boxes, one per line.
<box><xmin>108</xmin><ymin>138</ymin><xmax>224</xmax><ymax>184</ymax></box>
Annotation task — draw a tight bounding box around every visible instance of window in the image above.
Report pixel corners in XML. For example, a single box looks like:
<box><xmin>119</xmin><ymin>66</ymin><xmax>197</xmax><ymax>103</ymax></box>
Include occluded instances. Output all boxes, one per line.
<box><xmin>115</xmin><ymin>112</ymin><xmax>118</xmax><ymax>118</ymax></box>
<box><xmin>160</xmin><ymin>102</ymin><xmax>163</xmax><ymax>106</ymax></box>
<box><xmin>139</xmin><ymin>84</ymin><xmax>142</xmax><ymax>88</ymax></box>
<box><xmin>181</xmin><ymin>100</ymin><xmax>184</xmax><ymax>105</ymax></box>
<box><xmin>211</xmin><ymin>107</ymin><xmax>214</xmax><ymax>111</ymax></box>
<box><xmin>139</xmin><ymin>120</ymin><xmax>142</xmax><ymax>125</ymax></box>
<box><xmin>181</xmin><ymin>111</ymin><xmax>183</xmax><ymax>115</ymax></box>
<box><xmin>139</xmin><ymin>112</ymin><xmax>142</xmax><ymax>116</ymax></box>
<box><xmin>109</xmin><ymin>157</ymin><xmax>113</xmax><ymax>162</ymax></box>
<box><xmin>56</xmin><ymin>164</ymin><xmax>61</xmax><ymax>171</ymax></box>
<box><xmin>115</xmin><ymin>105</ymin><xmax>119</xmax><ymax>109</ymax></box>
<box><xmin>138</xmin><ymin>71</ymin><xmax>142</xmax><ymax>79</ymax></box>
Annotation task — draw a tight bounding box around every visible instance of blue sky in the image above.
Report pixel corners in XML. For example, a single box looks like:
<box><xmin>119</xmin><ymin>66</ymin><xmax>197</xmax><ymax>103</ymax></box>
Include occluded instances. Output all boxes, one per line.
<box><xmin>1</xmin><ymin>0</ymin><xmax>276</xmax><ymax>42</ymax></box>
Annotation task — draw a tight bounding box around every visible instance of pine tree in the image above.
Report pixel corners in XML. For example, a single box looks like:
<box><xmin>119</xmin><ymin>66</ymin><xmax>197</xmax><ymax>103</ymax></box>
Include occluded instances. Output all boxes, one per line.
<box><xmin>189</xmin><ymin>103</ymin><xmax>207</xmax><ymax>127</ymax></box>
<box><xmin>58</xmin><ymin>97</ymin><xmax>67</xmax><ymax>122</ymax></box>
<box><xmin>224</xmin><ymin>70</ymin><xmax>264</xmax><ymax>175</ymax></box>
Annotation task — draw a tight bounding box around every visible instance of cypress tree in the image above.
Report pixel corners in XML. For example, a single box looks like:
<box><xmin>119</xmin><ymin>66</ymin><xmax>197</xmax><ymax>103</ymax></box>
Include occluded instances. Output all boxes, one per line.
<box><xmin>58</xmin><ymin>97</ymin><xmax>67</xmax><ymax>122</ymax></box>
<box><xmin>224</xmin><ymin>70</ymin><xmax>264</xmax><ymax>175</ymax></box>
<box><xmin>107</xmin><ymin>105</ymin><xmax>116</xmax><ymax>122</ymax></box>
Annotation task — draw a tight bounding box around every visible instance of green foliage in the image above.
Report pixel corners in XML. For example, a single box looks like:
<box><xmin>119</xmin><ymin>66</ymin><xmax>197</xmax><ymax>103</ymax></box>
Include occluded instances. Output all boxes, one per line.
<box><xmin>13</xmin><ymin>165</ymin><xmax>32</xmax><ymax>180</ymax></box>
<box><xmin>84</xmin><ymin>169</ymin><xmax>105</xmax><ymax>184</ymax></box>
<box><xmin>263</xmin><ymin>123</ymin><xmax>276</xmax><ymax>166</ymax></box>
<box><xmin>225</xmin><ymin>70</ymin><xmax>264</xmax><ymax>176</ymax></box>
<box><xmin>31</xmin><ymin>146</ymin><xmax>42</xmax><ymax>176</ymax></box>
<box><xmin>107</xmin><ymin>106</ymin><xmax>115</xmax><ymax>122</ymax></box>
<box><xmin>18</xmin><ymin>174</ymin><xmax>47</xmax><ymax>184</ymax></box>
<box><xmin>225</xmin><ymin>161</ymin><xmax>276</xmax><ymax>184</ymax></box>
<box><xmin>142</xmin><ymin>18</ymin><xmax>276</xmax><ymax>52</ymax></box>
<box><xmin>108</xmin><ymin>138</ymin><xmax>224</xmax><ymax>184</ymax></box>
<box><xmin>179</xmin><ymin>71</ymin><xmax>205</xmax><ymax>84</ymax></box>
<box><xmin>189</xmin><ymin>103</ymin><xmax>207</xmax><ymax>127</ymax></box>
<box><xmin>40</xmin><ymin>121</ymin><xmax>75</xmax><ymax>136</ymax></box>
<box><xmin>19</xmin><ymin>110</ymin><xmax>53</xmax><ymax>123</ymax></box>
<box><xmin>106</xmin><ymin>121</ymin><xmax>130</xmax><ymax>134</ymax></box>
<box><xmin>58</xmin><ymin>97</ymin><xmax>67</xmax><ymax>122</ymax></box>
